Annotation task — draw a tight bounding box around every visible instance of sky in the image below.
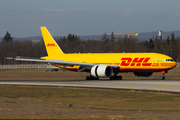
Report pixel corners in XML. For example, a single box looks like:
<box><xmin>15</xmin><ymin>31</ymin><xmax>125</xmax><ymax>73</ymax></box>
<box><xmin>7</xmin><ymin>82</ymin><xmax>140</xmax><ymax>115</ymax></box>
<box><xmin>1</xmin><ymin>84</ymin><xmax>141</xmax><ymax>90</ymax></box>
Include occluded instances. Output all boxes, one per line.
<box><xmin>1</xmin><ymin>0</ymin><xmax>180</xmax><ymax>37</ymax></box>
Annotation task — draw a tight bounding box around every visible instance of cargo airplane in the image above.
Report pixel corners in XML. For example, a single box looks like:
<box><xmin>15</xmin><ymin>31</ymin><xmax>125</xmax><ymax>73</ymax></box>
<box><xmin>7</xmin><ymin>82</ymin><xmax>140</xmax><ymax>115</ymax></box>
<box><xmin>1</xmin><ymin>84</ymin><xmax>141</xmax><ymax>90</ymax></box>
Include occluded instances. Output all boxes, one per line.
<box><xmin>16</xmin><ymin>27</ymin><xmax>176</xmax><ymax>80</ymax></box>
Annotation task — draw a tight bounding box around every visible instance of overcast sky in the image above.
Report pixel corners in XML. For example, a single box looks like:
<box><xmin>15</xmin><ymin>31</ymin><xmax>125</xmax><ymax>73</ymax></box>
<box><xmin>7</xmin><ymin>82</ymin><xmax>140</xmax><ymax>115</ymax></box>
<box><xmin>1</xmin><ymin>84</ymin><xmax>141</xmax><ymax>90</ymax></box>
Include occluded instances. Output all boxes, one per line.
<box><xmin>0</xmin><ymin>0</ymin><xmax>180</xmax><ymax>37</ymax></box>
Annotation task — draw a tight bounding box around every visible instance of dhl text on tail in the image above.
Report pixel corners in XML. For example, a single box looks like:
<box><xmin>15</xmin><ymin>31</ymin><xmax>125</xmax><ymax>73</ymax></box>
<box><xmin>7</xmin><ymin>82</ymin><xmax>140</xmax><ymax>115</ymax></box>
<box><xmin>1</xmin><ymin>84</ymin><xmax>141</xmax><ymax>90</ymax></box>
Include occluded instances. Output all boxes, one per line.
<box><xmin>15</xmin><ymin>27</ymin><xmax>176</xmax><ymax>80</ymax></box>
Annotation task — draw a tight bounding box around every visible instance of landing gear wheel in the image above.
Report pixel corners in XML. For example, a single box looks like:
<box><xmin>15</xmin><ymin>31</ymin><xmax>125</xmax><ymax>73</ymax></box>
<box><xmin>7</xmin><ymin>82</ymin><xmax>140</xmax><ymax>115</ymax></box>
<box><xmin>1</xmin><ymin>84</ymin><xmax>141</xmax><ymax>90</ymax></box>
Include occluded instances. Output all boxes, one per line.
<box><xmin>86</xmin><ymin>76</ymin><xmax>99</xmax><ymax>80</ymax></box>
<box><xmin>118</xmin><ymin>76</ymin><xmax>122</xmax><ymax>80</ymax></box>
<box><xmin>86</xmin><ymin>76</ymin><xmax>90</xmax><ymax>80</ymax></box>
<box><xmin>160</xmin><ymin>76</ymin><xmax>165</xmax><ymax>80</ymax></box>
<box><xmin>109</xmin><ymin>75</ymin><xmax>122</xmax><ymax>80</ymax></box>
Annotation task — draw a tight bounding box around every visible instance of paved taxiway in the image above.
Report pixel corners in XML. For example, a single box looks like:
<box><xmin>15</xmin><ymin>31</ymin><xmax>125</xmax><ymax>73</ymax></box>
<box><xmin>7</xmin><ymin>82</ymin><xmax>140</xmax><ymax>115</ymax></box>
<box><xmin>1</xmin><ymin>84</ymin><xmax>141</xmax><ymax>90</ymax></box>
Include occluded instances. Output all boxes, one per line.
<box><xmin>0</xmin><ymin>79</ymin><xmax>180</xmax><ymax>93</ymax></box>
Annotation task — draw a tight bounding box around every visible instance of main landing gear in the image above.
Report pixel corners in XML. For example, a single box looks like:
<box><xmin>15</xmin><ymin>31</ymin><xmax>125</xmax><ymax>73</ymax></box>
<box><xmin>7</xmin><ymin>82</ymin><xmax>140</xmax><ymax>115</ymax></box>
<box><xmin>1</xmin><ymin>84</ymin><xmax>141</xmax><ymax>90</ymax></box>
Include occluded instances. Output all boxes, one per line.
<box><xmin>86</xmin><ymin>75</ymin><xmax>99</xmax><ymax>80</ymax></box>
<box><xmin>109</xmin><ymin>73</ymin><xmax>122</xmax><ymax>80</ymax></box>
<box><xmin>86</xmin><ymin>74</ymin><xmax>122</xmax><ymax>80</ymax></box>
<box><xmin>109</xmin><ymin>75</ymin><xmax>122</xmax><ymax>80</ymax></box>
<box><xmin>160</xmin><ymin>71</ymin><xmax>166</xmax><ymax>80</ymax></box>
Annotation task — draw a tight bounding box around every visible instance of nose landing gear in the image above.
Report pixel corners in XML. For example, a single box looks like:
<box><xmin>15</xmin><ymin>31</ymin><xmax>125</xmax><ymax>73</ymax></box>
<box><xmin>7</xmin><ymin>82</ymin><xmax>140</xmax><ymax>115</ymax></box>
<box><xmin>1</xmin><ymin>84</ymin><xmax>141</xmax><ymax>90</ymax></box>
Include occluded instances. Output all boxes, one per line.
<box><xmin>160</xmin><ymin>71</ymin><xmax>166</xmax><ymax>80</ymax></box>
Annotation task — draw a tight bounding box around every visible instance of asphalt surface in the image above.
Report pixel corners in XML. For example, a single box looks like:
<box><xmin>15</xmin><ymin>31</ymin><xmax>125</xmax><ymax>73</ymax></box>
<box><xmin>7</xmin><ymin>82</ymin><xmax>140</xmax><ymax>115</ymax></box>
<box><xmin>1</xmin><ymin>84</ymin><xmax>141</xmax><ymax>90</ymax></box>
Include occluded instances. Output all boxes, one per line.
<box><xmin>0</xmin><ymin>79</ymin><xmax>180</xmax><ymax>93</ymax></box>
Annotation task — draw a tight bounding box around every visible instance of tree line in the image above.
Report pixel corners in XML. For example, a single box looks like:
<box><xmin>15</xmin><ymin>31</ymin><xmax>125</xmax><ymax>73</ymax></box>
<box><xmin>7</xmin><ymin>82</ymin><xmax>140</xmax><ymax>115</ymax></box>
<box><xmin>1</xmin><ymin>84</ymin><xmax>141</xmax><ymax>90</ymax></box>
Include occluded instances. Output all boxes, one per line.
<box><xmin>0</xmin><ymin>31</ymin><xmax>180</xmax><ymax>65</ymax></box>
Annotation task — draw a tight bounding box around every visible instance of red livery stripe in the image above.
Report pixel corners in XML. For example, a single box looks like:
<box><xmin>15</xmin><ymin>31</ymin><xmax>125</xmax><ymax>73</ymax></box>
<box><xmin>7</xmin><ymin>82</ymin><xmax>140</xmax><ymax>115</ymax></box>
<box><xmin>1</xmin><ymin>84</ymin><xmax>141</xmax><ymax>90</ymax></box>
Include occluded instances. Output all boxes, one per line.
<box><xmin>161</xmin><ymin>63</ymin><xmax>176</xmax><ymax>66</ymax></box>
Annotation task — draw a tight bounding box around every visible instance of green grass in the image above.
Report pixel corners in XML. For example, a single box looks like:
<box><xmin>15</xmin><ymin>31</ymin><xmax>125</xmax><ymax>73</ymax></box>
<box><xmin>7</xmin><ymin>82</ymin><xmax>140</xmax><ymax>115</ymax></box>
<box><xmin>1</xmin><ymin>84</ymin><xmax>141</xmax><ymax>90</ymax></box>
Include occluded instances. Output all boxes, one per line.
<box><xmin>0</xmin><ymin>85</ymin><xmax>180</xmax><ymax>111</ymax></box>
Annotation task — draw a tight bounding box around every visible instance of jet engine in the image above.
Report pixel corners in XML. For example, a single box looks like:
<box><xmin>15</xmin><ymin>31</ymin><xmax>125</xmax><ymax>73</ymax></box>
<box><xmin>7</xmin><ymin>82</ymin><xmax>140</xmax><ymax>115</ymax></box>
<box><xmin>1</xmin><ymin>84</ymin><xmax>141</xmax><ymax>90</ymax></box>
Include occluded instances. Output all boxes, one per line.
<box><xmin>91</xmin><ymin>65</ymin><xmax>113</xmax><ymax>78</ymax></box>
<box><xmin>133</xmin><ymin>72</ymin><xmax>153</xmax><ymax>77</ymax></box>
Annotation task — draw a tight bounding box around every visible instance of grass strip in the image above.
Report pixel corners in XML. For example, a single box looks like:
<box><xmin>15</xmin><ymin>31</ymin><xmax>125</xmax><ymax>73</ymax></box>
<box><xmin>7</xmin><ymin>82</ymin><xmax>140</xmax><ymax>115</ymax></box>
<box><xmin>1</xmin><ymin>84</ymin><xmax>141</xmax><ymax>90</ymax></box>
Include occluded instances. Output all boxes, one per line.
<box><xmin>0</xmin><ymin>85</ymin><xmax>180</xmax><ymax>111</ymax></box>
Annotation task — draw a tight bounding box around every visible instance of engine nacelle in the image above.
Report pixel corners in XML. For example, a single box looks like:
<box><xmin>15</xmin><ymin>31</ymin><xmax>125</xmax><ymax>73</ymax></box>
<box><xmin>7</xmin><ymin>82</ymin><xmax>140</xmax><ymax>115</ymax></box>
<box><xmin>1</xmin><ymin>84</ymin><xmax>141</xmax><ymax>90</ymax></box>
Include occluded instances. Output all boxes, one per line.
<box><xmin>91</xmin><ymin>65</ymin><xmax>113</xmax><ymax>78</ymax></box>
<box><xmin>133</xmin><ymin>72</ymin><xmax>153</xmax><ymax>77</ymax></box>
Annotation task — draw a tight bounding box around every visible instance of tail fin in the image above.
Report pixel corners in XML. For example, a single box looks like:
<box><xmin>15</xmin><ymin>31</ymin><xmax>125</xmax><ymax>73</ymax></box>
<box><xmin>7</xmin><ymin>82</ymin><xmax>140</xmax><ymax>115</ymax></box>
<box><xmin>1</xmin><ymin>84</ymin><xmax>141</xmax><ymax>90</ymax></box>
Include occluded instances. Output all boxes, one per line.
<box><xmin>40</xmin><ymin>26</ymin><xmax>64</xmax><ymax>59</ymax></box>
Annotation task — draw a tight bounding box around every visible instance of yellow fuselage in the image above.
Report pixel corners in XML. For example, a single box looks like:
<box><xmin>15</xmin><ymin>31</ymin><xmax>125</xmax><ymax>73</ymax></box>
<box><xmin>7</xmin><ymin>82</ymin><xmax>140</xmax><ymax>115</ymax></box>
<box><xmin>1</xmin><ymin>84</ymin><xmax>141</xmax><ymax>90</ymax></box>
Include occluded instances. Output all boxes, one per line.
<box><xmin>49</xmin><ymin>53</ymin><xmax>176</xmax><ymax>72</ymax></box>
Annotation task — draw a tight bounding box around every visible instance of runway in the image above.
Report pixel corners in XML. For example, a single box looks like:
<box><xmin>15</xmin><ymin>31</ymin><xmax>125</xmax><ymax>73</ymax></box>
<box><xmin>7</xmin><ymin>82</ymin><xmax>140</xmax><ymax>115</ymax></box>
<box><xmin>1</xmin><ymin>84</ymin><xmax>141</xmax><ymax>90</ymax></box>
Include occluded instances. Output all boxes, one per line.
<box><xmin>0</xmin><ymin>79</ymin><xmax>180</xmax><ymax>93</ymax></box>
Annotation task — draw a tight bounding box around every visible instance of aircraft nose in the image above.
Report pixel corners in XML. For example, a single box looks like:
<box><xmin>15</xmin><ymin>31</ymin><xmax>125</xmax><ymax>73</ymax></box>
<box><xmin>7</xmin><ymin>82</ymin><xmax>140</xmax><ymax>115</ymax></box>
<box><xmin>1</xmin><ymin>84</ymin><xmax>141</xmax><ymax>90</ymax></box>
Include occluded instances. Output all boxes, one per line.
<box><xmin>174</xmin><ymin>62</ymin><xmax>177</xmax><ymax>67</ymax></box>
<box><xmin>171</xmin><ymin>62</ymin><xmax>177</xmax><ymax>68</ymax></box>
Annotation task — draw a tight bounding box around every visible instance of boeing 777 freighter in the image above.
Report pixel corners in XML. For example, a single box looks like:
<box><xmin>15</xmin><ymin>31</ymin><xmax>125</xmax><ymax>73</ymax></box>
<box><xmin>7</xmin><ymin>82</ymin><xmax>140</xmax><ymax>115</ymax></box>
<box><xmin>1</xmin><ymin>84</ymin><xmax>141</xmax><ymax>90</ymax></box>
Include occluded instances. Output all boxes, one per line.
<box><xmin>16</xmin><ymin>27</ymin><xmax>176</xmax><ymax>80</ymax></box>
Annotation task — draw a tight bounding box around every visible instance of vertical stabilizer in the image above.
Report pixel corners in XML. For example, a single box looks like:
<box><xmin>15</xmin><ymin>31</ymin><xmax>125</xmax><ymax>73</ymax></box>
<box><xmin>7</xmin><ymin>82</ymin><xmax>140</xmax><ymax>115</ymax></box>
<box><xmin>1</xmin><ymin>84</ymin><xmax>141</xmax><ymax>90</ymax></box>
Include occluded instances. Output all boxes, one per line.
<box><xmin>40</xmin><ymin>26</ymin><xmax>64</xmax><ymax>58</ymax></box>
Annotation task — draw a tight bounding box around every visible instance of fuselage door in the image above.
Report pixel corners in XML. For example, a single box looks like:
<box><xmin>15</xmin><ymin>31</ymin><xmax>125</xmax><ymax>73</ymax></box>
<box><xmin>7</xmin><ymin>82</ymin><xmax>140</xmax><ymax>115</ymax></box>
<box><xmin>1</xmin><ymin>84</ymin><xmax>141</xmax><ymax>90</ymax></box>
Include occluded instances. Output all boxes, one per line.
<box><xmin>152</xmin><ymin>57</ymin><xmax>157</xmax><ymax>66</ymax></box>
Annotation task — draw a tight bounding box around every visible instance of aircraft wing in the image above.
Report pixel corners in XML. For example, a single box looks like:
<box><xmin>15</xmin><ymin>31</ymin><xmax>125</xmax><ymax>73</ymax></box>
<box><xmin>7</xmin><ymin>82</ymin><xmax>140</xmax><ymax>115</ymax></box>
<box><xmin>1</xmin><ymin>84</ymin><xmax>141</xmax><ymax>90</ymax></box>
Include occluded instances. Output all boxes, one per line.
<box><xmin>15</xmin><ymin>58</ymin><xmax>121</xmax><ymax>69</ymax></box>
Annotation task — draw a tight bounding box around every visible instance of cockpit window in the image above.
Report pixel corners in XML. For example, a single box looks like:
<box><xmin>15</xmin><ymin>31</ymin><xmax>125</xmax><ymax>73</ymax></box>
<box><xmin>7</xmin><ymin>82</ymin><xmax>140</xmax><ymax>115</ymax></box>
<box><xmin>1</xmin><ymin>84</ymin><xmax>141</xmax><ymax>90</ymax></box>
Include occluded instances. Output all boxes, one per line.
<box><xmin>166</xmin><ymin>59</ymin><xmax>174</xmax><ymax>61</ymax></box>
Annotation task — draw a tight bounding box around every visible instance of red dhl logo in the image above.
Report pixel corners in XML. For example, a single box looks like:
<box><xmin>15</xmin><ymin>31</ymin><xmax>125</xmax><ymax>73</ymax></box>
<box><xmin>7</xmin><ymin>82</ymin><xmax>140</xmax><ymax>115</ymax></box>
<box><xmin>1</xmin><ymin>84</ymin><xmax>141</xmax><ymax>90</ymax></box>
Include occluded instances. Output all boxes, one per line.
<box><xmin>47</xmin><ymin>43</ymin><xmax>56</xmax><ymax>46</ymax></box>
<box><xmin>120</xmin><ymin>57</ymin><xmax>152</xmax><ymax>66</ymax></box>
